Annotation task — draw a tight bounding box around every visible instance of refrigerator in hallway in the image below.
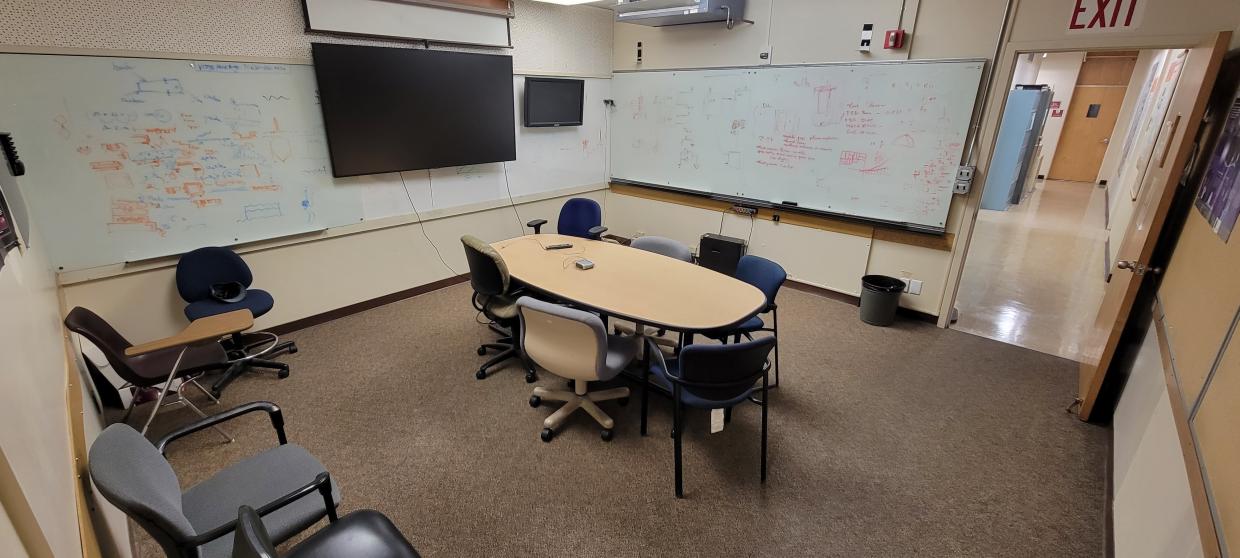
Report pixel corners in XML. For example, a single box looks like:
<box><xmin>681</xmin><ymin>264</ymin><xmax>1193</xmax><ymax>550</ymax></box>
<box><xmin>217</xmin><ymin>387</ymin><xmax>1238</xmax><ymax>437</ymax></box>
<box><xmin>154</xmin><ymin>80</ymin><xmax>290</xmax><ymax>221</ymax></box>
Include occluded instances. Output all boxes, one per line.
<box><xmin>980</xmin><ymin>85</ymin><xmax>1052</xmax><ymax>211</ymax></box>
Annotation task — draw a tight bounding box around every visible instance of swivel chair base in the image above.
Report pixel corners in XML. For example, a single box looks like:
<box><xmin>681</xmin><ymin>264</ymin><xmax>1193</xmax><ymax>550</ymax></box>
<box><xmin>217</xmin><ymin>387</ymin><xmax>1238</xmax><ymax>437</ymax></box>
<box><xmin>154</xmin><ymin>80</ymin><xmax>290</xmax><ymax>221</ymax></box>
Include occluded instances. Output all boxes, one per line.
<box><xmin>529</xmin><ymin>383</ymin><xmax>630</xmax><ymax>442</ymax></box>
<box><xmin>475</xmin><ymin>322</ymin><xmax>535</xmax><ymax>383</ymax></box>
<box><xmin>209</xmin><ymin>331</ymin><xmax>297</xmax><ymax>398</ymax></box>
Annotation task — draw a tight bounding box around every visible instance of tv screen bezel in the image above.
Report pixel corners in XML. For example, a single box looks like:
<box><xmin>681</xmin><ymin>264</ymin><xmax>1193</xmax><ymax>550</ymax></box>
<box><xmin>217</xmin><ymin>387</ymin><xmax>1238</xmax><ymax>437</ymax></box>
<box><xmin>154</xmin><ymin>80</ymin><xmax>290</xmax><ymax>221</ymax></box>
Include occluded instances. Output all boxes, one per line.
<box><xmin>311</xmin><ymin>43</ymin><xmax>516</xmax><ymax>178</ymax></box>
<box><xmin>523</xmin><ymin>77</ymin><xmax>585</xmax><ymax>128</ymax></box>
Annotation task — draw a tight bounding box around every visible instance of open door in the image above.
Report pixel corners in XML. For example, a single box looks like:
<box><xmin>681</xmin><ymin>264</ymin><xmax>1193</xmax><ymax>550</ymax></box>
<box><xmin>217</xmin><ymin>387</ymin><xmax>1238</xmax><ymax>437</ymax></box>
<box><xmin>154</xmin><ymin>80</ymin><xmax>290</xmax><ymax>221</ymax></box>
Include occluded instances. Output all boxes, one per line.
<box><xmin>1077</xmin><ymin>33</ymin><xmax>1231</xmax><ymax>421</ymax></box>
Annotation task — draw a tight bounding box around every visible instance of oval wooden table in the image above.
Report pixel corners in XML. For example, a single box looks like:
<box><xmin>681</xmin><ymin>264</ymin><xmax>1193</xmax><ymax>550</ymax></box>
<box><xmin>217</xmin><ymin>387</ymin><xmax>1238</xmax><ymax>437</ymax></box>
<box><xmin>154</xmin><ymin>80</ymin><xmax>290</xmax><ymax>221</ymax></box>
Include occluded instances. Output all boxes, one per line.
<box><xmin>492</xmin><ymin>234</ymin><xmax>765</xmax><ymax>333</ymax></box>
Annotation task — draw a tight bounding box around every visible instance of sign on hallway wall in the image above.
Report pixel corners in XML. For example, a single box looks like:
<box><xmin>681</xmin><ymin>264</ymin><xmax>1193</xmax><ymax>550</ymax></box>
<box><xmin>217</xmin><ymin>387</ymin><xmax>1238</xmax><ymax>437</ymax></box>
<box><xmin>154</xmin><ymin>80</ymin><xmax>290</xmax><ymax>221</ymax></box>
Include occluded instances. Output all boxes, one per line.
<box><xmin>1068</xmin><ymin>0</ymin><xmax>1145</xmax><ymax>33</ymax></box>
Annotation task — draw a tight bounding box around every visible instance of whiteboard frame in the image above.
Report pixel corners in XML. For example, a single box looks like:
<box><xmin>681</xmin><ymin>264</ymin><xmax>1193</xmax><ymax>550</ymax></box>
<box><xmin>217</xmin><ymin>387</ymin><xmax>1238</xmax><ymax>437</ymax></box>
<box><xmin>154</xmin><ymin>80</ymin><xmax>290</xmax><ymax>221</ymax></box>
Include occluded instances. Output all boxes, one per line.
<box><xmin>301</xmin><ymin>0</ymin><xmax>513</xmax><ymax>49</ymax></box>
<box><xmin>611</xmin><ymin>57</ymin><xmax>989</xmax><ymax>235</ymax></box>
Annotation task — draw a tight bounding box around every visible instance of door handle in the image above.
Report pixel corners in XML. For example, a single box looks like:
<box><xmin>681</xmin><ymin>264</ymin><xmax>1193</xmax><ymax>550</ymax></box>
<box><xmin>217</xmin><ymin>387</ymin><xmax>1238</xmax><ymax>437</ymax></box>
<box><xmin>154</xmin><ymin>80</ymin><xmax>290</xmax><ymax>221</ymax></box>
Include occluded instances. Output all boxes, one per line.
<box><xmin>1116</xmin><ymin>260</ymin><xmax>1161</xmax><ymax>276</ymax></box>
<box><xmin>1101</xmin><ymin>137</ymin><xmax>1110</xmax><ymax>144</ymax></box>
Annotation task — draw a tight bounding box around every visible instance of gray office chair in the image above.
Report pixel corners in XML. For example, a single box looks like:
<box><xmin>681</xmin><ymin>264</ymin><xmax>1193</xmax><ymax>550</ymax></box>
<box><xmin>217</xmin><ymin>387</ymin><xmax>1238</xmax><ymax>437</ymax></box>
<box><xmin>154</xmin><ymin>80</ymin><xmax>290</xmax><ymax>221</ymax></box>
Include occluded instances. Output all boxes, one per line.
<box><xmin>518</xmin><ymin>297</ymin><xmax>638</xmax><ymax>442</ymax></box>
<box><xmin>233</xmin><ymin>505</ymin><xmax>419</xmax><ymax>558</ymax></box>
<box><xmin>630</xmin><ymin>235</ymin><xmax>693</xmax><ymax>262</ymax></box>
<box><xmin>462</xmin><ymin>235</ymin><xmax>534</xmax><ymax>382</ymax></box>
<box><xmin>617</xmin><ymin>236</ymin><xmax>693</xmax><ymax>348</ymax></box>
<box><xmin>88</xmin><ymin>402</ymin><xmax>341</xmax><ymax>558</ymax></box>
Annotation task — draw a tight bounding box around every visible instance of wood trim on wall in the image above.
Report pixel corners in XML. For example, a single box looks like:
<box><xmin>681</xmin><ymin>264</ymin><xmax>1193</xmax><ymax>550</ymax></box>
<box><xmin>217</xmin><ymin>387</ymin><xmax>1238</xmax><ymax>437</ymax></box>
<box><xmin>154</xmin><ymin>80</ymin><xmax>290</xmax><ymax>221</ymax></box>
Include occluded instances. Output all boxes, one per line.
<box><xmin>269</xmin><ymin>274</ymin><xmax>471</xmax><ymax>335</ymax></box>
<box><xmin>58</xmin><ymin>184</ymin><xmax>608</xmax><ymax>286</ymax></box>
<box><xmin>0</xmin><ymin>447</ymin><xmax>55</xmax><ymax>558</ymax></box>
<box><xmin>63</xmin><ymin>345</ymin><xmax>102</xmax><ymax>558</ymax></box>
<box><xmin>608</xmin><ymin>183</ymin><xmax>955</xmax><ymax>250</ymax></box>
<box><xmin>1154</xmin><ymin>304</ymin><xmax>1223</xmax><ymax>557</ymax></box>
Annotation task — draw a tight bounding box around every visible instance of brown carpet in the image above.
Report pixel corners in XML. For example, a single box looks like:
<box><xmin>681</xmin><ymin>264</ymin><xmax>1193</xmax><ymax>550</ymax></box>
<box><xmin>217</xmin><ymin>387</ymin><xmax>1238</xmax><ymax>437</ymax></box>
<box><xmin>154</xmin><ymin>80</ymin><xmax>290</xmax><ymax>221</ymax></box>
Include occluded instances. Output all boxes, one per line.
<box><xmin>136</xmin><ymin>283</ymin><xmax>1107</xmax><ymax>557</ymax></box>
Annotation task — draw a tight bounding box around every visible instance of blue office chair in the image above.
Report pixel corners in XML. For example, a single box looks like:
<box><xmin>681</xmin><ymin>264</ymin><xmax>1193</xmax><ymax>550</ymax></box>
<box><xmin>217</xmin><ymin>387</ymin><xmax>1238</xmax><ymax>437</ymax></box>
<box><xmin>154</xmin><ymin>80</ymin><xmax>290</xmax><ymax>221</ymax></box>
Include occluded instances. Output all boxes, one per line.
<box><xmin>704</xmin><ymin>255</ymin><xmax>787</xmax><ymax>387</ymax></box>
<box><xmin>526</xmin><ymin>197</ymin><xmax>608</xmax><ymax>240</ymax></box>
<box><xmin>175</xmin><ymin>247</ymin><xmax>296</xmax><ymax>396</ymax></box>
<box><xmin>643</xmin><ymin>336</ymin><xmax>775</xmax><ymax>498</ymax></box>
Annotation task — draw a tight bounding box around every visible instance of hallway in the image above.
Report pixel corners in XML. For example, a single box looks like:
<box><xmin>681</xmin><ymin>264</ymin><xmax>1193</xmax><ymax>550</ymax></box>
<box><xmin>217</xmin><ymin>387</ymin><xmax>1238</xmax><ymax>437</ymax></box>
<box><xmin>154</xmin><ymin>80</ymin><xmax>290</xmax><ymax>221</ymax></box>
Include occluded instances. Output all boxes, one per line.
<box><xmin>954</xmin><ymin>180</ymin><xmax>1110</xmax><ymax>362</ymax></box>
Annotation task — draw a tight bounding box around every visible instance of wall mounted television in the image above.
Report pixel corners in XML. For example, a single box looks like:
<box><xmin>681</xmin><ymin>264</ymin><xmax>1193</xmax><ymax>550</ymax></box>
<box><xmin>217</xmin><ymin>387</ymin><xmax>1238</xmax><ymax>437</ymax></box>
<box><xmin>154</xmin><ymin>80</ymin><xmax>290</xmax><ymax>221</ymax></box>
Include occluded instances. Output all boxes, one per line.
<box><xmin>311</xmin><ymin>43</ymin><xmax>516</xmax><ymax>178</ymax></box>
<box><xmin>524</xmin><ymin>77</ymin><xmax>584</xmax><ymax>127</ymax></box>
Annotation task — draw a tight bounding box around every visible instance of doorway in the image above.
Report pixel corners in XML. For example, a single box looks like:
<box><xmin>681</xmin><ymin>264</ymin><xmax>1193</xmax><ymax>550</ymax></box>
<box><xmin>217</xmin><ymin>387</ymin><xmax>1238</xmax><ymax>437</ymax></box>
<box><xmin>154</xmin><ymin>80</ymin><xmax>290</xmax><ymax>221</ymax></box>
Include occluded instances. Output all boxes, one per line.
<box><xmin>953</xmin><ymin>49</ymin><xmax>1170</xmax><ymax>362</ymax></box>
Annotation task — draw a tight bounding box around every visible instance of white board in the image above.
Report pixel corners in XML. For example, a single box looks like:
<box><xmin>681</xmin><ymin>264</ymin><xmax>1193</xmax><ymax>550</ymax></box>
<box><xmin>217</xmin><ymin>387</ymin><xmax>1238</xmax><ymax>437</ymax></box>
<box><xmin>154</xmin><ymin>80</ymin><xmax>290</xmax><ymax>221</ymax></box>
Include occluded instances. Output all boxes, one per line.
<box><xmin>610</xmin><ymin>60</ymin><xmax>985</xmax><ymax>231</ymax></box>
<box><xmin>0</xmin><ymin>53</ymin><xmax>609</xmax><ymax>271</ymax></box>
<box><xmin>303</xmin><ymin>0</ymin><xmax>511</xmax><ymax>48</ymax></box>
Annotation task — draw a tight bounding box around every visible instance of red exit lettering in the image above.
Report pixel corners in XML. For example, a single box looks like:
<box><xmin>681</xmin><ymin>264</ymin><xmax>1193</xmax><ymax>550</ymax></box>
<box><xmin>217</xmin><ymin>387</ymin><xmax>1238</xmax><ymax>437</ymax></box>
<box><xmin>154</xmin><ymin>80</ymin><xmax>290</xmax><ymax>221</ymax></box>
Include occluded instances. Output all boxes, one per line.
<box><xmin>1069</xmin><ymin>0</ymin><xmax>1142</xmax><ymax>32</ymax></box>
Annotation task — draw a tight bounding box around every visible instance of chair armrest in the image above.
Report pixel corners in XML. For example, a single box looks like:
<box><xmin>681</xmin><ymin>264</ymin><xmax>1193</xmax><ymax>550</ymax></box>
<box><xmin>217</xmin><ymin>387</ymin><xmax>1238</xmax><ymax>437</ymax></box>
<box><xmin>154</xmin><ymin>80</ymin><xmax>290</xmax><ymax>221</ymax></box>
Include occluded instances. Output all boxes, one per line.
<box><xmin>183</xmin><ymin>472</ymin><xmax>337</xmax><ymax>549</ymax></box>
<box><xmin>126</xmin><ymin>310</ymin><xmax>254</xmax><ymax>356</ymax></box>
<box><xmin>587</xmin><ymin>225</ymin><xmax>608</xmax><ymax>239</ymax></box>
<box><xmin>645</xmin><ymin>338</ymin><xmax>679</xmax><ymax>381</ymax></box>
<box><xmin>526</xmin><ymin>219</ymin><xmax>547</xmax><ymax>234</ymax></box>
<box><xmin>156</xmin><ymin>401</ymin><xmax>286</xmax><ymax>455</ymax></box>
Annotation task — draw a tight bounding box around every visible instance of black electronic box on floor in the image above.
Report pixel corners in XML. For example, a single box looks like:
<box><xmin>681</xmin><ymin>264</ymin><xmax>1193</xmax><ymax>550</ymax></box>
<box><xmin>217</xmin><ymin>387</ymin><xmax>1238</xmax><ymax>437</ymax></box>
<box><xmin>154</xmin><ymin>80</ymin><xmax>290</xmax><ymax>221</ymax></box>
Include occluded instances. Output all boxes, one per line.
<box><xmin>698</xmin><ymin>233</ymin><xmax>747</xmax><ymax>276</ymax></box>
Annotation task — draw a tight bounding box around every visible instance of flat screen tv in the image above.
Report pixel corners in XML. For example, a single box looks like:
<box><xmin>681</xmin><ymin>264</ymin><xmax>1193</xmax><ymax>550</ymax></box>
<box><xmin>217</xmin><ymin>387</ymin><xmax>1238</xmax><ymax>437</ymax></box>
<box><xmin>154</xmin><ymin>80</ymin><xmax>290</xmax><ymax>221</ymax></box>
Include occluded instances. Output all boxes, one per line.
<box><xmin>311</xmin><ymin>43</ymin><xmax>516</xmax><ymax>178</ymax></box>
<box><xmin>524</xmin><ymin>77</ymin><xmax>584</xmax><ymax>127</ymax></box>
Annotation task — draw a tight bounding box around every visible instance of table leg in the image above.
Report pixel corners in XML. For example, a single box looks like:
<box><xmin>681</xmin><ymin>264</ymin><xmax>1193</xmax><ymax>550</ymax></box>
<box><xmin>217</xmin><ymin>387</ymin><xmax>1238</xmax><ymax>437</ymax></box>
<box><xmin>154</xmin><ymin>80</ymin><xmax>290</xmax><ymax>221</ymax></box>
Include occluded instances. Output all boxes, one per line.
<box><xmin>635</xmin><ymin>320</ymin><xmax>648</xmax><ymax>437</ymax></box>
<box><xmin>141</xmin><ymin>346</ymin><xmax>187</xmax><ymax>435</ymax></box>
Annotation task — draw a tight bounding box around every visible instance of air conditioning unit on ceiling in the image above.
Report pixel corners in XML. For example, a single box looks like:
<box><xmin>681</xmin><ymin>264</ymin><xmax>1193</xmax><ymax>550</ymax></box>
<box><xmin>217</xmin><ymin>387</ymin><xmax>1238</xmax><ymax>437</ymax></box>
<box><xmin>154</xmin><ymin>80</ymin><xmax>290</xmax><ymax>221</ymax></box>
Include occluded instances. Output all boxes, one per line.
<box><xmin>599</xmin><ymin>0</ymin><xmax>747</xmax><ymax>27</ymax></box>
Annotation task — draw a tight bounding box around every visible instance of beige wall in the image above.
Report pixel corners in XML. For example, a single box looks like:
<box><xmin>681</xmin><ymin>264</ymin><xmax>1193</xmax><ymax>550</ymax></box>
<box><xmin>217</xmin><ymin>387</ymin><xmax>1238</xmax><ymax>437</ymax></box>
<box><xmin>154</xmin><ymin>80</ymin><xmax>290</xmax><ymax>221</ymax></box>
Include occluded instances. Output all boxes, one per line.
<box><xmin>0</xmin><ymin>233</ymin><xmax>83</xmax><ymax>557</ymax></box>
<box><xmin>606</xmin><ymin>0</ymin><xmax>1007</xmax><ymax>316</ymax></box>
<box><xmin>0</xmin><ymin>0</ymin><xmax>616</xmax><ymax>554</ymax></box>
<box><xmin>1113</xmin><ymin>319</ymin><xmax>1204</xmax><ymax>558</ymax></box>
<box><xmin>1035</xmin><ymin>52</ymin><xmax>1087</xmax><ymax>178</ymax></box>
<box><xmin>1010</xmin><ymin>52</ymin><xmax>1044</xmax><ymax>86</ymax></box>
<box><xmin>66</xmin><ymin>189</ymin><xmax>605</xmax><ymax>341</ymax></box>
<box><xmin>0</xmin><ymin>0</ymin><xmax>615</xmax><ymax>343</ymax></box>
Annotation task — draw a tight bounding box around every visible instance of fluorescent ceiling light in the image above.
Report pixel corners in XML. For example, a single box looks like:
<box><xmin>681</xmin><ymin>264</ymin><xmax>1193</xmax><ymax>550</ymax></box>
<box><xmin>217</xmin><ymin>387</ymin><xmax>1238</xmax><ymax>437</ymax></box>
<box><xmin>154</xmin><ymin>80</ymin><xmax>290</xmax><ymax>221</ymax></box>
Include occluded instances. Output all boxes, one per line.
<box><xmin>529</xmin><ymin>0</ymin><xmax>598</xmax><ymax>5</ymax></box>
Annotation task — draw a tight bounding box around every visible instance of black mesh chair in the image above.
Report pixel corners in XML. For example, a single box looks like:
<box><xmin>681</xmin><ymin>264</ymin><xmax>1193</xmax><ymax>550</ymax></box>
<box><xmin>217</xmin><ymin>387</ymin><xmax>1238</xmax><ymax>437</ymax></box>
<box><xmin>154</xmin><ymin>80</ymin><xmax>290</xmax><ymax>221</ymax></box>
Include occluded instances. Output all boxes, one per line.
<box><xmin>232</xmin><ymin>505</ymin><xmax>419</xmax><ymax>558</ymax></box>
<box><xmin>644</xmin><ymin>336</ymin><xmax>775</xmax><ymax>498</ymax></box>
<box><xmin>461</xmin><ymin>235</ymin><xmax>534</xmax><ymax>382</ymax></box>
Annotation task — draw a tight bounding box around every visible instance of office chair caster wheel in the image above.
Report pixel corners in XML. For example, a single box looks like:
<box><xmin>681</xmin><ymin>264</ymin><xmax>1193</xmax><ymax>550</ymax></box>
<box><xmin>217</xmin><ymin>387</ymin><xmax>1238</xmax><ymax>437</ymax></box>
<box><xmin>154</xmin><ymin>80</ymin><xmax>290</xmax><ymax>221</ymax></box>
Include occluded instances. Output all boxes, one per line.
<box><xmin>277</xmin><ymin>370</ymin><xmax>290</xmax><ymax>379</ymax></box>
<box><xmin>617</xmin><ymin>397</ymin><xmax>629</xmax><ymax>407</ymax></box>
<box><xmin>288</xmin><ymin>345</ymin><xmax>298</xmax><ymax>355</ymax></box>
<box><xmin>529</xmin><ymin>395</ymin><xmax>541</xmax><ymax>408</ymax></box>
<box><xmin>600</xmin><ymin>429</ymin><xmax>614</xmax><ymax>442</ymax></box>
<box><xmin>541</xmin><ymin>428</ymin><xmax>554</xmax><ymax>442</ymax></box>
<box><xmin>475</xmin><ymin>369</ymin><xmax>487</xmax><ymax>380</ymax></box>
<box><xmin>525</xmin><ymin>370</ymin><xmax>537</xmax><ymax>383</ymax></box>
<box><xmin>476</xmin><ymin>346</ymin><xmax>487</xmax><ymax>356</ymax></box>
<box><xmin>210</xmin><ymin>388</ymin><xmax>223</xmax><ymax>399</ymax></box>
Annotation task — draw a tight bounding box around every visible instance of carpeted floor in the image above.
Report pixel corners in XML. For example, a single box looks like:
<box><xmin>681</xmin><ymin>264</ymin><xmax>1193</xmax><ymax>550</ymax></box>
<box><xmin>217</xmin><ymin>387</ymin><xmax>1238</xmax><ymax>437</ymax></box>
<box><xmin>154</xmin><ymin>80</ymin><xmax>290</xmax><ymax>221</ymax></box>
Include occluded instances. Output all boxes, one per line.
<box><xmin>136</xmin><ymin>282</ymin><xmax>1108</xmax><ymax>557</ymax></box>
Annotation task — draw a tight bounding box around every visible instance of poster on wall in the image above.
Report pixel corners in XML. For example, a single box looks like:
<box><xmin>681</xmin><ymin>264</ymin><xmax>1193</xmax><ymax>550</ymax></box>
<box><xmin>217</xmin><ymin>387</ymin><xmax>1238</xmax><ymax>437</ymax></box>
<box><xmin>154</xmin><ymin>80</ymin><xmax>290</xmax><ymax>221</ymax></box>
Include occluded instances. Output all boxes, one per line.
<box><xmin>1195</xmin><ymin>92</ymin><xmax>1240</xmax><ymax>243</ymax></box>
<box><xmin>1116</xmin><ymin>50</ymin><xmax>1166</xmax><ymax>176</ymax></box>
<box><xmin>1126</xmin><ymin>49</ymin><xmax>1188</xmax><ymax>202</ymax></box>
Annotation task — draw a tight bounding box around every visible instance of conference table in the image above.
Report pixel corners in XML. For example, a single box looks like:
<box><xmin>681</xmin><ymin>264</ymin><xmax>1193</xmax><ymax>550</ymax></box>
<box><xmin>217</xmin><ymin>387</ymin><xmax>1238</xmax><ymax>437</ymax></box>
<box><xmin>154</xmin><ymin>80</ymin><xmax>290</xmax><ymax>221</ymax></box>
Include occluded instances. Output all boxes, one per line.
<box><xmin>492</xmin><ymin>234</ymin><xmax>765</xmax><ymax>336</ymax></box>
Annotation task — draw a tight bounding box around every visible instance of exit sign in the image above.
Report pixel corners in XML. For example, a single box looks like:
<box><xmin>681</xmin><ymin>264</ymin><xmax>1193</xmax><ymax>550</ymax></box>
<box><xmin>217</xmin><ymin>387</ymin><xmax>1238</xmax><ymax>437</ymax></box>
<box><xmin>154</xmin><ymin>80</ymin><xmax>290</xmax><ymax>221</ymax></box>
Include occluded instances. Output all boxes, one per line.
<box><xmin>1068</xmin><ymin>0</ymin><xmax>1145</xmax><ymax>33</ymax></box>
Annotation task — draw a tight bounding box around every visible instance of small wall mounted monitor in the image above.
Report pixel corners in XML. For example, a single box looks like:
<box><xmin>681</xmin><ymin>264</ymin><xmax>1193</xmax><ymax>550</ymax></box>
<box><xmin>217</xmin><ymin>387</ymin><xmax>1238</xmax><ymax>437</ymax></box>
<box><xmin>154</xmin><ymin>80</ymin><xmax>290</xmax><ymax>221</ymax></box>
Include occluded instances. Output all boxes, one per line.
<box><xmin>523</xmin><ymin>77</ymin><xmax>584</xmax><ymax>127</ymax></box>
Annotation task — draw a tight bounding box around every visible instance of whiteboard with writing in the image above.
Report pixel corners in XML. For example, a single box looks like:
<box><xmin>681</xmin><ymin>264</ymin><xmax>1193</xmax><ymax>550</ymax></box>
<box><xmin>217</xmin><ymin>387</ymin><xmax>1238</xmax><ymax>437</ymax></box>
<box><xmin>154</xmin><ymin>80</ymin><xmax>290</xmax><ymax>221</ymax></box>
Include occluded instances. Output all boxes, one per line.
<box><xmin>0</xmin><ymin>53</ymin><xmax>608</xmax><ymax>271</ymax></box>
<box><xmin>610</xmin><ymin>60</ymin><xmax>984</xmax><ymax>231</ymax></box>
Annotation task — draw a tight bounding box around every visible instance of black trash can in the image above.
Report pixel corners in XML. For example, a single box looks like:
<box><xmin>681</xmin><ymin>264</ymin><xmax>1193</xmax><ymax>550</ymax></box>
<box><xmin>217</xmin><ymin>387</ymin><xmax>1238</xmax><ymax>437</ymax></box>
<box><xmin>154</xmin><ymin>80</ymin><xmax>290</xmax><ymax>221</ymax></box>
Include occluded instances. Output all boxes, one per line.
<box><xmin>859</xmin><ymin>275</ymin><xmax>906</xmax><ymax>326</ymax></box>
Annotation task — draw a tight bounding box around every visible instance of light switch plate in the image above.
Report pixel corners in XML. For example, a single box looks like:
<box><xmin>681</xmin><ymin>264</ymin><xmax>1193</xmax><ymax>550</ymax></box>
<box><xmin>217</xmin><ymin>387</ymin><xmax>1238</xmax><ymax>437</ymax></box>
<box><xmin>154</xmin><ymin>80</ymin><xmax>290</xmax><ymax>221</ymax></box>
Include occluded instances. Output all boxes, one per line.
<box><xmin>909</xmin><ymin>279</ymin><xmax>924</xmax><ymax>295</ymax></box>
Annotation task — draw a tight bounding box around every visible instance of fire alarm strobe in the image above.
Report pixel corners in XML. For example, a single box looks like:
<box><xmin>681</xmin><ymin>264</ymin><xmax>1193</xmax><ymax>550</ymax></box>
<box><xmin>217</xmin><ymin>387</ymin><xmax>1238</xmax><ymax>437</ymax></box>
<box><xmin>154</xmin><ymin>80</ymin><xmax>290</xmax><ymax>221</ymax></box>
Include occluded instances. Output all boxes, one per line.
<box><xmin>884</xmin><ymin>29</ymin><xmax>905</xmax><ymax>49</ymax></box>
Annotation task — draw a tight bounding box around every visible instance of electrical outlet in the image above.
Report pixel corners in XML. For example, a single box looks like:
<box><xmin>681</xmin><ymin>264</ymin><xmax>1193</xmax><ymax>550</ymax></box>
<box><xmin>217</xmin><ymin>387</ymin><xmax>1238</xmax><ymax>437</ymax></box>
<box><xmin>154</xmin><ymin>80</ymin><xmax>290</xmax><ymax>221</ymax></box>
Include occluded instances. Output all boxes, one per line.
<box><xmin>900</xmin><ymin>277</ymin><xmax>912</xmax><ymax>293</ymax></box>
<box><xmin>908</xmin><ymin>279</ymin><xmax>924</xmax><ymax>295</ymax></box>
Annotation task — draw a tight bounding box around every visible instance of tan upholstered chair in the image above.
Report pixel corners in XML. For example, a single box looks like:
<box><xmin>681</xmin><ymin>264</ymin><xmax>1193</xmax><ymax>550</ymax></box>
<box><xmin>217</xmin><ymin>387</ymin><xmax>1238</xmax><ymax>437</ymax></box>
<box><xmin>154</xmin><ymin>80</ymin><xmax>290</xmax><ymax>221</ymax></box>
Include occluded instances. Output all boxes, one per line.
<box><xmin>517</xmin><ymin>296</ymin><xmax>639</xmax><ymax>442</ymax></box>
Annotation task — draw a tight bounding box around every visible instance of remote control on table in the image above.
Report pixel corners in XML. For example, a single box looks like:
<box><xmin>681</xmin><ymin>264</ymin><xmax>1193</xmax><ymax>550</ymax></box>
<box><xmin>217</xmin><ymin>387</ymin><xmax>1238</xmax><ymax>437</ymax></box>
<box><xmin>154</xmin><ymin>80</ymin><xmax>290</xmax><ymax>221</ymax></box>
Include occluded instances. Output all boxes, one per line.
<box><xmin>544</xmin><ymin>243</ymin><xmax>573</xmax><ymax>250</ymax></box>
